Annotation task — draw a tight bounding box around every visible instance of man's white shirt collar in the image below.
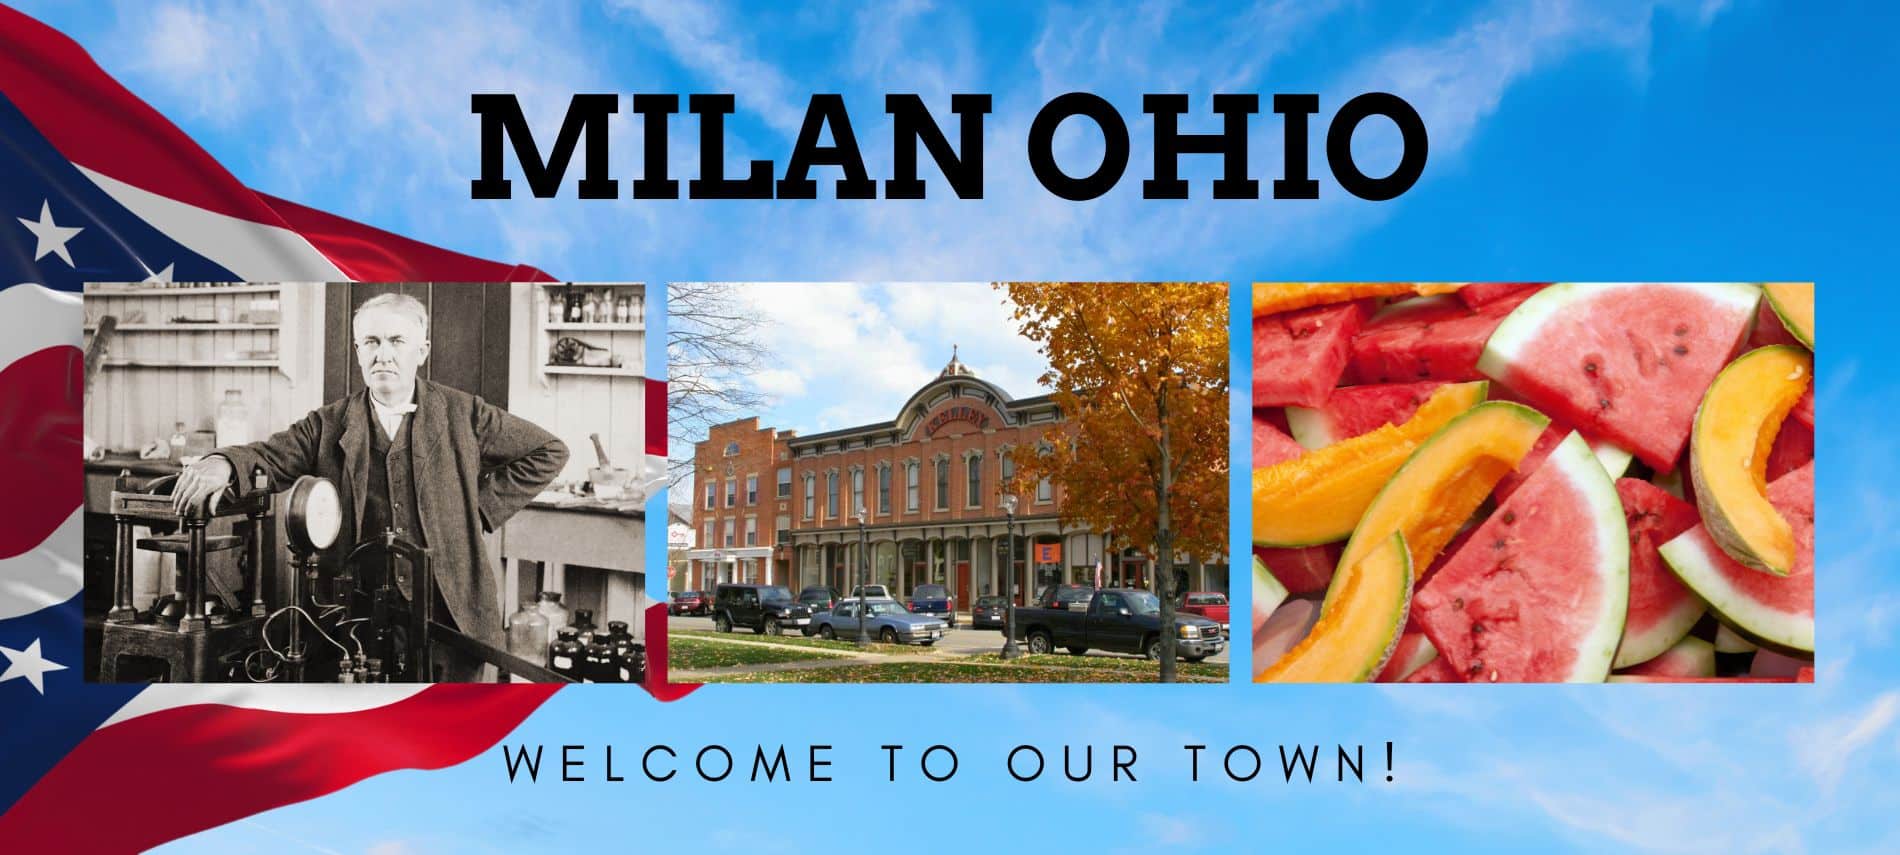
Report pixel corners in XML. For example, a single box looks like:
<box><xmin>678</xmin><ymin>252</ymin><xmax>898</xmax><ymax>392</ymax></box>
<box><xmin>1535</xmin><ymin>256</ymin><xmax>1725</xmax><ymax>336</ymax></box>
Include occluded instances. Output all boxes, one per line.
<box><xmin>370</xmin><ymin>389</ymin><xmax>418</xmax><ymax>441</ymax></box>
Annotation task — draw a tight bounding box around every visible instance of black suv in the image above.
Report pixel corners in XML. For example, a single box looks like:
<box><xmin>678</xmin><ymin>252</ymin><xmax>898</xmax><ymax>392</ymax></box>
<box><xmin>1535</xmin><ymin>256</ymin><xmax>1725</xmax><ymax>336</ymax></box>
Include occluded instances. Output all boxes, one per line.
<box><xmin>712</xmin><ymin>584</ymin><xmax>813</xmax><ymax>636</ymax></box>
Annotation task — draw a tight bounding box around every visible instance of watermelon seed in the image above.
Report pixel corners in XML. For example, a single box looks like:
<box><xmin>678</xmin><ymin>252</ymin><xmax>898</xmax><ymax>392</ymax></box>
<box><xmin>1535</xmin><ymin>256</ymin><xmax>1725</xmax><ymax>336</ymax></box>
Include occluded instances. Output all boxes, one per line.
<box><xmin>1492</xmin><ymin>538</ymin><xmax>1506</xmax><ymax>550</ymax></box>
<box><xmin>1501</xmin><ymin>511</ymin><xmax>1516</xmax><ymax>524</ymax></box>
<box><xmin>1488</xmin><ymin>670</ymin><xmax>1500</xmax><ymax>683</ymax></box>
<box><xmin>1583</xmin><ymin>360</ymin><xmax>1598</xmax><ymax>375</ymax></box>
<box><xmin>1471</xmin><ymin>622</ymin><xmax>1485</xmax><ymax>634</ymax></box>
<box><xmin>1466</xmin><ymin>661</ymin><xmax>1484</xmax><ymax>678</ymax></box>
<box><xmin>1673</xmin><ymin>345</ymin><xmax>1688</xmax><ymax>356</ymax></box>
<box><xmin>1598</xmin><ymin>398</ymin><xmax>1612</xmax><ymax>410</ymax></box>
<box><xmin>1674</xmin><ymin>324</ymin><xmax>1689</xmax><ymax>336</ymax></box>
<box><xmin>1452</xmin><ymin>597</ymin><xmax>1464</xmax><ymax>610</ymax></box>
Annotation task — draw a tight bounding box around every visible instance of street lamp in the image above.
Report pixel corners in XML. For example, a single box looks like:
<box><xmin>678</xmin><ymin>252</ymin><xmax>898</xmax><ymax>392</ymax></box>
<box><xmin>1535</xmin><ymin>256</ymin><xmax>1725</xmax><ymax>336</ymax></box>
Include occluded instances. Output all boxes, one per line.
<box><xmin>854</xmin><ymin>507</ymin><xmax>871</xmax><ymax>647</ymax></box>
<box><xmin>1000</xmin><ymin>494</ymin><xmax>1022</xmax><ymax>659</ymax></box>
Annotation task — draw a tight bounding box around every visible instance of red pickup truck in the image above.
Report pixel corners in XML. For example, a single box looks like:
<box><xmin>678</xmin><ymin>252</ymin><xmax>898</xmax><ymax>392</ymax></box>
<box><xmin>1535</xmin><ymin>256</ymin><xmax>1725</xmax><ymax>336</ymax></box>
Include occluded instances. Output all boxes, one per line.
<box><xmin>1179</xmin><ymin>592</ymin><xmax>1230</xmax><ymax>637</ymax></box>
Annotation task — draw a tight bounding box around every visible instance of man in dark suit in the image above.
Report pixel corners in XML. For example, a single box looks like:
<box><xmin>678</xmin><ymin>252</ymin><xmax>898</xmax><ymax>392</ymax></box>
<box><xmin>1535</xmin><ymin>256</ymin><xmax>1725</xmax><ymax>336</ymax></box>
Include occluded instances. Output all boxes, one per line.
<box><xmin>172</xmin><ymin>293</ymin><xmax>568</xmax><ymax>681</ymax></box>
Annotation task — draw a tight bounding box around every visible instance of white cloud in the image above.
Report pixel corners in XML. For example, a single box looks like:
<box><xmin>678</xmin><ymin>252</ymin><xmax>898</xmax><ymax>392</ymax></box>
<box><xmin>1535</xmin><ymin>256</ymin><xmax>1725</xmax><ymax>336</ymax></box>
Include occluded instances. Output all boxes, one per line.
<box><xmin>1135</xmin><ymin>811</ymin><xmax>1203</xmax><ymax>846</ymax></box>
<box><xmin>1794</xmin><ymin>691</ymin><xmax>1900</xmax><ymax>794</ymax></box>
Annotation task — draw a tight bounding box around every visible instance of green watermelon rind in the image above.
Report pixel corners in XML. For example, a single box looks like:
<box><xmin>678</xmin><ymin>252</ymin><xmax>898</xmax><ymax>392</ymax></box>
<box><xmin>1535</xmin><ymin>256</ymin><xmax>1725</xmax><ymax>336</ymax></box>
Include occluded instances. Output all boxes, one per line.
<box><xmin>1616</xmin><ymin>634</ymin><xmax>1717</xmax><ymax>680</ymax></box>
<box><xmin>1476</xmin><ymin>282</ymin><xmax>1764</xmax><ymax>379</ymax></box>
<box><xmin>1253</xmin><ymin>554</ymin><xmax>1289</xmax><ymax>624</ymax></box>
<box><xmin>1542</xmin><ymin>432</ymin><xmax>1632</xmax><ymax>683</ymax></box>
<box><xmin>1713</xmin><ymin>622</ymin><xmax>1758</xmax><ymax>654</ymax></box>
<box><xmin>1611</xmin><ymin>587</ymin><xmax>1706</xmax><ymax>671</ymax></box>
<box><xmin>1283</xmin><ymin>405</ymin><xmax>1337</xmax><ymax>450</ymax></box>
<box><xmin>1591</xmin><ymin>442</ymin><xmax>1634</xmax><ymax>480</ymax></box>
<box><xmin>1658</xmin><ymin>529</ymin><xmax>1814</xmax><ymax>654</ymax></box>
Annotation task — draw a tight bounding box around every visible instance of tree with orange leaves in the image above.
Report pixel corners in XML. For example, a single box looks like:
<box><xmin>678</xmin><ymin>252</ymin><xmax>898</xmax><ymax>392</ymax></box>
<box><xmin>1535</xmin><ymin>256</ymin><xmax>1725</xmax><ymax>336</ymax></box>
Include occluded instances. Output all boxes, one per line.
<box><xmin>999</xmin><ymin>282</ymin><xmax>1230</xmax><ymax>682</ymax></box>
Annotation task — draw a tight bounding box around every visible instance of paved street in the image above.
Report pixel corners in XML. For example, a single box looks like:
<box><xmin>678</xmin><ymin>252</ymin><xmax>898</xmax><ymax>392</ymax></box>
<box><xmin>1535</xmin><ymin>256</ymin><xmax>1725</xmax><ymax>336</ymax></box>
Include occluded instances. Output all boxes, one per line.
<box><xmin>664</xmin><ymin>613</ymin><xmax>1228</xmax><ymax>664</ymax></box>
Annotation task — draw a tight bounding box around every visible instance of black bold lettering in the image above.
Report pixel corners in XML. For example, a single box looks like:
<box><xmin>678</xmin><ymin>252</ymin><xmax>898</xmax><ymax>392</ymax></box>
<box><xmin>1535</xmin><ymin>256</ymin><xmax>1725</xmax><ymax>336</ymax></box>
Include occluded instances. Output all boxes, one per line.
<box><xmin>631</xmin><ymin>93</ymin><xmax>680</xmax><ymax>199</ymax></box>
<box><xmin>1272</xmin><ymin>93</ymin><xmax>1319</xmax><ymax>199</ymax></box>
<box><xmin>1007</xmin><ymin>745</ymin><xmax>1045</xmax><ymax>782</ymax></box>
<box><xmin>688</xmin><ymin>94</ymin><xmax>773</xmax><ymax>199</ymax></box>
<box><xmin>471</xmin><ymin>93</ymin><xmax>618</xmax><ymax>199</ymax></box>
<box><xmin>697</xmin><ymin>744</ymin><xmax>734</xmax><ymax>781</ymax></box>
<box><xmin>885</xmin><ymin>93</ymin><xmax>990</xmax><ymax>199</ymax></box>
<box><xmin>1113</xmin><ymin>745</ymin><xmax>1138</xmax><ymax>782</ymax></box>
<box><xmin>1279</xmin><ymin>744</ymin><xmax>1319</xmax><ymax>782</ymax></box>
<box><xmin>605</xmin><ymin>745</ymin><xmax>624</xmax><ymax>782</ymax></box>
<box><xmin>810</xmin><ymin>745</ymin><xmax>833</xmax><ymax>782</ymax></box>
<box><xmin>643</xmin><ymin>745</ymin><xmax>676</xmax><ymax>782</ymax></box>
<box><xmin>753</xmin><ymin>745</ymin><xmax>790</xmax><ymax>782</ymax></box>
<box><xmin>561</xmin><ymin>744</ymin><xmax>586</xmax><ymax>782</ymax></box>
<box><xmin>922</xmin><ymin>745</ymin><xmax>958</xmax><ymax>782</ymax></box>
<box><xmin>501</xmin><ymin>744</ymin><xmax>542</xmax><ymax>782</ymax></box>
<box><xmin>778</xmin><ymin>94</ymin><xmax>877</xmax><ymax>199</ymax></box>
<box><xmin>1326</xmin><ymin>92</ymin><xmax>1428</xmax><ymax>201</ymax></box>
<box><xmin>1143</xmin><ymin>93</ymin><xmax>1259</xmax><ymax>199</ymax></box>
<box><xmin>1226</xmin><ymin>745</ymin><xmax>1261</xmax><ymax>782</ymax></box>
<box><xmin>1027</xmin><ymin>93</ymin><xmax>1129</xmax><ymax>201</ymax></box>
<box><xmin>1063</xmin><ymin>745</ymin><xmax>1092</xmax><ymax>782</ymax></box>
<box><xmin>1184</xmin><ymin>744</ymin><xmax>1204</xmax><ymax>782</ymax></box>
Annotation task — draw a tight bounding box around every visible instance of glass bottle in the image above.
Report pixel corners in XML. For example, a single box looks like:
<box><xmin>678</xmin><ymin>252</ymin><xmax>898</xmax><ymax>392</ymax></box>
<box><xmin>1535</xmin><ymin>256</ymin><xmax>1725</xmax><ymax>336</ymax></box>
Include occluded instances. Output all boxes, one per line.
<box><xmin>547</xmin><ymin>291</ymin><xmax>563</xmax><ymax>324</ymax></box>
<box><xmin>582</xmin><ymin>635</ymin><xmax>616</xmax><ymax>683</ymax></box>
<box><xmin>605</xmin><ymin>620</ymin><xmax>641</xmax><ymax>683</ymax></box>
<box><xmin>534</xmin><ymin>591</ymin><xmax>571</xmax><ymax>634</ymax></box>
<box><xmin>170</xmin><ymin>422</ymin><xmax>188</xmax><ymax>459</ymax></box>
<box><xmin>215</xmin><ymin>389</ymin><xmax>251</xmax><ymax>447</ymax></box>
<box><xmin>506</xmin><ymin>603</ymin><xmax>551</xmax><ymax>683</ymax></box>
<box><xmin>565</xmin><ymin>289</ymin><xmax>582</xmax><ymax>322</ymax></box>
<box><xmin>571</xmin><ymin>608</ymin><xmax>597</xmax><ymax>637</ymax></box>
<box><xmin>634</xmin><ymin>293</ymin><xmax>644</xmax><ymax>325</ymax></box>
<box><xmin>549</xmin><ymin>628</ymin><xmax>583</xmax><ymax>680</ymax></box>
<box><xmin>615</xmin><ymin>293</ymin><xmax>630</xmax><ymax>324</ymax></box>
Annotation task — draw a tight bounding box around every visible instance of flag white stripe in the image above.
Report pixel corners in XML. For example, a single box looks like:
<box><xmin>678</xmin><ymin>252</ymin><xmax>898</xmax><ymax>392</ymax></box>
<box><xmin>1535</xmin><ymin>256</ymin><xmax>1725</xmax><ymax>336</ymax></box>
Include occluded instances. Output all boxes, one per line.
<box><xmin>99</xmin><ymin>683</ymin><xmax>431</xmax><ymax>729</ymax></box>
<box><xmin>0</xmin><ymin>508</ymin><xmax>82</xmax><ymax>622</ymax></box>
<box><xmin>0</xmin><ymin>283</ymin><xmax>80</xmax><ymax>362</ymax></box>
<box><xmin>76</xmin><ymin>166</ymin><xmax>346</xmax><ymax>282</ymax></box>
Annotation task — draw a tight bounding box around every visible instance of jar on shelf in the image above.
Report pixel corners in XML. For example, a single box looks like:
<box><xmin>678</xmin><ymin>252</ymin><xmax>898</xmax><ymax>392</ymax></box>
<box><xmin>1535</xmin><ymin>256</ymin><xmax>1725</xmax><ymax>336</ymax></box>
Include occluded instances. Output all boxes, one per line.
<box><xmin>215</xmin><ymin>390</ymin><xmax>251</xmax><ymax>447</ymax></box>
<box><xmin>549</xmin><ymin>628</ymin><xmax>583</xmax><ymax>680</ymax></box>
<box><xmin>571</xmin><ymin>608</ymin><xmax>597</xmax><ymax>637</ymax></box>
<box><xmin>582</xmin><ymin>635</ymin><xmax>616</xmax><ymax>683</ymax></box>
<box><xmin>534</xmin><ymin>590</ymin><xmax>571</xmax><ymax>634</ymax></box>
<box><xmin>605</xmin><ymin>620</ymin><xmax>641</xmax><ymax>683</ymax></box>
<box><xmin>506</xmin><ymin>603</ymin><xmax>550</xmax><ymax>683</ymax></box>
<box><xmin>547</xmin><ymin>292</ymin><xmax>563</xmax><ymax>324</ymax></box>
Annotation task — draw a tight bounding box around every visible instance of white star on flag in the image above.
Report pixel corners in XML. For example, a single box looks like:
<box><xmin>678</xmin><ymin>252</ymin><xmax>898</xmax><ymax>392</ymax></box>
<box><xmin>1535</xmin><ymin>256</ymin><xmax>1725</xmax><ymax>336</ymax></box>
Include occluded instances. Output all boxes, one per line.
<box><xmin>17</xmin><ymin>200</ymin><xmax>84</xmax><ymax>268</ymax></box>
<box><xmin>0</xmin><ymin>638</ymin><xmax>68</xmax><ymax>695</ymax></box>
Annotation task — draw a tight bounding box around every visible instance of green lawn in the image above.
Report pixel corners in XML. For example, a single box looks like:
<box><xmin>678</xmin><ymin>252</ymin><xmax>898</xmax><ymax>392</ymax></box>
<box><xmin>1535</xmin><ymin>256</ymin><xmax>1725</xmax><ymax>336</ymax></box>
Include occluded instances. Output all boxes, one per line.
<box><xmin>671</xmin><ymin>629</ymin><xmax>936</xmax><ymax>655</ymax></box>
<box><xmin>702</xmin><ymin>659</ymin><xmax>1226</xmax><ymax>684</ymax></box>
<box><xmin>960</xmin><ymin>652</ymin><xmax>1228</xmax><ymax>681</ymax></box>
<box><xmin>667</xmin><ymin>637</ymin><xmax>846</xmax><ymax>670</ymax></box>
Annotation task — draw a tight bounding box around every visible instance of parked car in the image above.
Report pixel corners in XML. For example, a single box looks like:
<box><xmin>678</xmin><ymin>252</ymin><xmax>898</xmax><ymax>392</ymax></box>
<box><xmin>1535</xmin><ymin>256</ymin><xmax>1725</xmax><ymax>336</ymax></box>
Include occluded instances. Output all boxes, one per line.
<box><xmin>812</xmin><ymin>597</ymin><xmax>947</xmax><ymax>645</ymax></box>
<box><xmin>1179</xmin><ymin>592</ymin><xmax>1231</xmax><ymax>637</ymax></box>
<box><xmin>1012</xmin><ymin>589</ymin><xmax>1224</xmax><ymax>662</ymax></box>
<box><xmin>798</xmin><ymin>586</ymin><xmax>842</xmax><ymax>612</ymax></box>
<box><xmin>669</xmin><ymin>590</ymin><xmax>709</xmax><ymax>616</ymax></box>
<box><xmin>906</xmin><ymin>584</ymin><xmax>957</xmax><ymax>627</ymax></box>
<box><xmin>850</xmin><ymin>584</ymin><xmax>893</xmax><ymax>600</ymax></box>
<box><xmin>1036</xmin><ymin>584</ymin><xmax>1096</xmax><ymax>612</ymax></box>
<box><xmin>711</xmin><ymin>584</ymin><xmax>813</xmax><ymax>636</ymax></box>
<box><xmin>970</xmin><ymin>595</ymin><xmax>1009</xmax><ymax>631</ymax></box>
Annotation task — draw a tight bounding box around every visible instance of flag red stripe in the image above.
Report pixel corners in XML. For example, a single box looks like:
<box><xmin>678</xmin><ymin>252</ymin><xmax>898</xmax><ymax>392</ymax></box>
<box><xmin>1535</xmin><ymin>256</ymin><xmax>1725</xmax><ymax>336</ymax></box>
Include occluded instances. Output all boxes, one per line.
<box><xmin>0</xmin><ymin>683</ymin><xmax>559</xmax><ymax>850</ymax></box>
<box><xmin>257</xmin><ymin>193</ymin><xmax>554</xmax><ymax>284</ymax></box>
<box><xmin>0</xmin><ymin>6</ymin><xmax>297</xmax><ymax>227</ymax></box>
<box><xmin>643</xmin><ymin>602</ymin><xmax>698</xmax><ymax>701</ymax></box>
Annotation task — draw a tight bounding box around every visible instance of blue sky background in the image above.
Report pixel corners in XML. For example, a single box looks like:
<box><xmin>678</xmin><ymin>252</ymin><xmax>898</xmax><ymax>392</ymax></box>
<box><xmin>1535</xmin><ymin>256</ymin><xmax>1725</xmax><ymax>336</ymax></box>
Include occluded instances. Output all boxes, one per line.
<box><xmin>14</xmin><ymin>0</ymin><xmax>1900</xmax><ymax>851</ymax></box>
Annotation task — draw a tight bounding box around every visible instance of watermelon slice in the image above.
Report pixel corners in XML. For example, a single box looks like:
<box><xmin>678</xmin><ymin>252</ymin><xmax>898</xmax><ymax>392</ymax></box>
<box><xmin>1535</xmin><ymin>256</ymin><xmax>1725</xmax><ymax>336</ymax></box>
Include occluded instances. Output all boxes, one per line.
<box><xmin>1713</xmin><ymin>622</ymin><xmax>1757</xmax><ymax>654</ymax></box>
<box><xmin>1659</xmin><ymin>461</ymin><xmax>1814</xmax><ymax>653</ymax></box>
<box><xmin>1254</xmin><ymin>411</ymin><xmax>1306</xmax><ymax>468</ymax></box>
<box><xmin>1457</xmin><ymin>282</ymin><xmax>1544</xmax><ymax>309</ymax></box>
<box><xmin>1254</xmin><ymin>543</ymin><xmax>1341</xmax><ymax>595</ymax></box>
<box><xmin>1348</xmin><ymin>289</ymin><xmax>1540</xmax><ymax>384</ymax></box>
<box><xmin>1612</xmin><ymin>478</ymin><xmax>1708</xmax><ymax>669</ymax></box>
<box><xmin>1375</xmin><ymin>633</ymin><xmax>1438</xmax><ymax>682</ymax></box>
<box><xmin>1493</xmin><ymin>418</ymin><xmax>1634</xmax><ymax>503</ymax></box>
<box><xmin>1750</xmin><ymin>648</ymin><xmax>1811</xmax><ymax>679</ymax></box>
<box><xmin>1402</xmin><ymin>657</ymin><xmax>1462</xmax><ymax>683</ymax></box>
<box><xmin>1412</xmin><ymin>433</ymin><xmax>1629</xmax><ymax>682</ymax></box>
<box><xmin>1749</xmin><ymin>297</ymin><xmax>1804</xmax><ymax>349</ymax></box>
<box><xmin>1285</xmin><ymin>381</ymin><xmax>1445</xmax><ymax>449</ymax></box>
<box><xmin>1615</xmin><ymin>635</ymin><xmax>1716</xmax><ymax>680</ymax></box>
<box><xmin>1254</xmin><ymin>302</ymin><xmax>1366</xmax><ymax>407</ymax></box>
<box><xmin>1477</xmin><ymin>283</ymin><xmax>1761</xmax><ymax>471</ymax></box>
<box><xmin>1767</xmin><ymin>387</ymin><xmax>1815</xmax><ymax>481</ymax></box>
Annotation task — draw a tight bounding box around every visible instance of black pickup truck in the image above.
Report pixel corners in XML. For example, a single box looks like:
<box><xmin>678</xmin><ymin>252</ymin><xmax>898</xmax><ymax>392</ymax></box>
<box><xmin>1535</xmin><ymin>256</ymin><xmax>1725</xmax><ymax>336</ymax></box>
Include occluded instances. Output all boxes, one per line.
<box><xmin>1011</xmin><ymin>588</ymin><xmax>1225</xmax><ymax>662</ymax></box>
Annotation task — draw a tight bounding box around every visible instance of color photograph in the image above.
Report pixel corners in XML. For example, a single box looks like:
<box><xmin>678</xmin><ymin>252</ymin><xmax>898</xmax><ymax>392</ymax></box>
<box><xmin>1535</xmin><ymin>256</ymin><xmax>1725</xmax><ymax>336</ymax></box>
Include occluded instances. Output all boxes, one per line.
<box><xmin>1252</xmin><ymin>283</ymin><xmax>1816</xmax><ymax>683</ymax></box>
<box><xmin>668</xmin><ymin>281</ymin><xmax>1229</xmax><ymax>683</ymax></box>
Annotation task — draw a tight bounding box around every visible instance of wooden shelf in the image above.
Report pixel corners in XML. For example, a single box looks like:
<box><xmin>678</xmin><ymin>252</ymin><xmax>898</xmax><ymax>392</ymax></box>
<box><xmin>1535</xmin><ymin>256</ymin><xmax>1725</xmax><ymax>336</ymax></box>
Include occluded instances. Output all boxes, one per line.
<box><xmin>103</xmin><ymin>359</ymin><xmax>280</xmax><ymax>368</ymax></box>
<box><xmin>543</xmin><ymin>322</ymin><xmax>644</xmax><ymax>332</ymax></box>
<box><xmin>85</xmin><ymin>284</ymin><xmax>285</xmax><ymax>296</ymax></box>
<box><xmin>542</xmin><ymin>365</ymin><xmax>642</xmax><ymax>378</ymax></box>
<box><xmin>85</xmin><ymin>323</ymin><xmax>280</xmax><ymax>331</ymax></box>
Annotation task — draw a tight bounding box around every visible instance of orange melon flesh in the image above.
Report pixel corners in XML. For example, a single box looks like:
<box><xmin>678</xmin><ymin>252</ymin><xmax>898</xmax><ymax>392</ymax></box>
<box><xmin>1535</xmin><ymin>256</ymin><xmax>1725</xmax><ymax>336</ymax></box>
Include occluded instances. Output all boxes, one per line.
<box><xmin>1253</xmin><ymin>382</ymin><xmax>1488</xmax><ymax>546</ymax></box>
<box><xmin>1762</xmin><ymin>283</ymin><xmax>1814</xmax><ymax>350</ymax></box>
<box><xmin>1326</xmin><ymin>402</ymin><xmax>1549</xmax><ymax>610</ymax></box>
<box><xmin>1689</xmin><ymin>345</ymin><xmax>1812</xmax><ymax>575</ymax></box>
<box><xmin>1253</xmin><ymin>282</ymin><xmax>1462</xmax><ymax>317</ymax></box>
<box><xmin>1257</xmin><ymin>534</ymin><xmax>1410</xmax><ymax>683</ymax></box>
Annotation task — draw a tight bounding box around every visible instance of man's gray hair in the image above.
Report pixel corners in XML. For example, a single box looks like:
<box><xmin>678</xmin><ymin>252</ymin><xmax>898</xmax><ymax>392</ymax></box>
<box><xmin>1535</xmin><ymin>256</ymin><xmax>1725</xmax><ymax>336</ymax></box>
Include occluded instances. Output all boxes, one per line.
<box><xmin>354</xmin><ymin>292</ymin><xmax>430</xmax><ymax>337</ymax></box>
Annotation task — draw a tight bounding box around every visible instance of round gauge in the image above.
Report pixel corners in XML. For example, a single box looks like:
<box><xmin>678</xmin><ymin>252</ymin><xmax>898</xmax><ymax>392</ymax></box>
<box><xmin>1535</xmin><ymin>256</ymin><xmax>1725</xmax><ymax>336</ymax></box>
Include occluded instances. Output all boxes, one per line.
<box><xmin>286</xmin><ymin>476</ymin><xmax>343</xmax><ymax>553</ymax></box>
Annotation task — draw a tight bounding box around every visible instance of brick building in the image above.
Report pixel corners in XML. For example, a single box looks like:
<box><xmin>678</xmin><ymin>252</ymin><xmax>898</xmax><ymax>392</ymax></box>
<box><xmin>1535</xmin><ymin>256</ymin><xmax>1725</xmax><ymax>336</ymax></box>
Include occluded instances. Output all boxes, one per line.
<box><xmin>684</xmin><ymin>351</ymin><xmax>1228</xmax><ymax>605</ymax></box>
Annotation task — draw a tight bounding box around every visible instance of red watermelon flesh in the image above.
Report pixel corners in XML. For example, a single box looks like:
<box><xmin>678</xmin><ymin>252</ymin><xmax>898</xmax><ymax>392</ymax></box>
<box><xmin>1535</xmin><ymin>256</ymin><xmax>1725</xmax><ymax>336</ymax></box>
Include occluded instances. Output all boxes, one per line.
<box><xmin>1791</xmin><ymin>387</ymin><xmax>1814</xmax><ymax>430</ymax></box>
<box><xmin>1750</xmin><ymin>649</ymin><xmax>1811</xmax><ymax>679</ymax></box>
<box><xmin>1348</xmin><ymin>289</ymin><xmax>1541</xmax><ymax>384</ymax></box>
<box><xmin>1611</xmin><ymin>478</ymin><xmax>1707</xmax><ymax>669</ymax></box>
<box><xmin>1749</xmin><ymin>298</ymin><xmax>1804</xmax><ymax>349</ymax></box>
<box><xmin>1615</xmin><ymin>635</ymin><xmax>1716</xmax><ymax>679</ymax></box>
<box><xmin>1284</xmin><ymin>381</ymin><xmax>1445</xmax><ymax>449</ymax></box>
<box><xmin>1254</xmin><ymin>543</ymin><xmax>1341</xmax><ymax>595</ymax></box>
<box><xmin>1796</xmin><ymin>666</ymin><xmax>1815</xmax><ymax>683</ymax></box>
<box><xmin>1477</xmin><ymin>283</ymin><xmax>1759</xmax><ymax>471</ymax></box>
<box><xmin>1767</xmin><ymin>410</ymin><xmax>1814</xmax><ymax>481</ymax></box>
<box><xmin>1375</xmin><ymin>633</ymin><xmax>1438</xmax><ymax>682</ymax></box>
<box><xmin>1413</xmin><ymin>434</ymin><xmax>1629</xmax><ymax>683</ymax></box>
<box><xmin>1657</xmin><ymin>462</ymin><xmax>1814</xmax><ymax>653</ymax></box>
<box><xmin>1254</xmin><ymin>412</ymin><xmax>1306</xmax><ymax>468</ymax></box>
<box><xmin>1402</xmin><ymin>656</ymin><xmax>1463</xmax><ymax>683</ymax></box>
<box><xmin>1458</xmin><ymin>282</ymin><xmax>1543</xmax><ymax>309</ymax></box>
<box><xmin>1254</xmin><ymin>302</ymin><xmax>1366</xmax><ymax>407</ymax></box>
<box><xmin>1609</xmin><ymin>675</ymin><xmax>1794</xmax><ymax>683</ymax></box>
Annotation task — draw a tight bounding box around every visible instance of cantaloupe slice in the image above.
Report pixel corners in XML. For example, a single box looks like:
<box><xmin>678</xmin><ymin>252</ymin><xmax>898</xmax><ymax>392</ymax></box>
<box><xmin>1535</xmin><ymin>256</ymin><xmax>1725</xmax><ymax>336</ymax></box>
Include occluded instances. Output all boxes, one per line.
<box><xmin>1253</xmin><ymin>282</ymin><xmax>1462</xmax><ymax>317</ymax></box>
<box><xmin>1326</xmin><ymin>401</ymin><xmax>1548</xmax><ymax>611</ymax></box>
<box><xmin>1689</xmin><ymin>345</ymin><xmax>1813</xmax><ymax>575</ymax></box>
<box><xmin>1257</xmin><ymin>534</ymin><xmax>1410</xmax><ymax>683</ymax></box>
<box><xmin>1762</xmin><ymin>283</ymin><xmax>1814</xmax><ymax>350</ymax></box>
<box><xmin>1254</xmin><ymin>382</ymin><xmax>1487</xmax><ymax>546</ymax></box>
